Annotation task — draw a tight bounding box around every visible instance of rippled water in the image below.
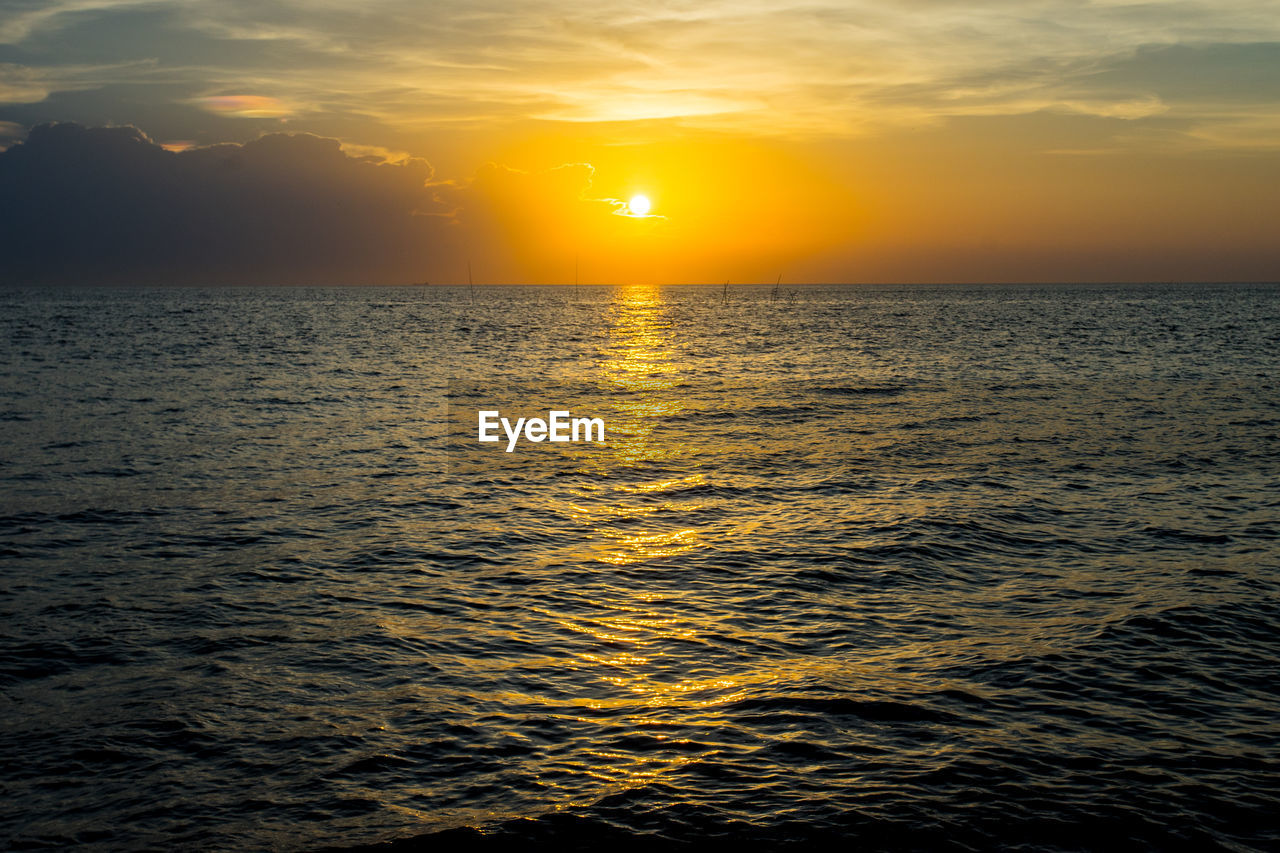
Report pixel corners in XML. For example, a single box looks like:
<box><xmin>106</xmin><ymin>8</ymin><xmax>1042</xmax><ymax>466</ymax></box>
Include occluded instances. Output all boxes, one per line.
<box><xmin>2</xmin><ymin>283</ymin><xmax>1278</xmax><ymax>850</ymax></box>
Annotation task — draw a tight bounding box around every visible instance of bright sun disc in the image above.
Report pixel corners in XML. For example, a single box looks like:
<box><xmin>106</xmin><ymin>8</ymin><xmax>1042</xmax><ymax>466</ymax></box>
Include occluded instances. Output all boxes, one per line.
<box><xmin>628</xmin><ymin>194</ymin><xmax>651</xmax><ymax>216</ymax></box>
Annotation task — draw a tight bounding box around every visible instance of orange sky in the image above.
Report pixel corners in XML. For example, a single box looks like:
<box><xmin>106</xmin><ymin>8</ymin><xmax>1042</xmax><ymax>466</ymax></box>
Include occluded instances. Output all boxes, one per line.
<box><xmin>445</xmin><ymin>117</ymin><xmax>1280</xmax><ymax>284</ymax></box>
<box><xmin>1</xmin><ymin>1</ymin><xmax>1278</xmax><ymax>283</ymax></box>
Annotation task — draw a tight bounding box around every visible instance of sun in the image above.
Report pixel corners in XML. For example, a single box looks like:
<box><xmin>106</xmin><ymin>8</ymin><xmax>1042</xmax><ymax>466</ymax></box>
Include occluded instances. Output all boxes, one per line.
<box><xmin>628</xmin><ymin>194</ymin><xmax>651</xmax><ymax>216</ymax></box>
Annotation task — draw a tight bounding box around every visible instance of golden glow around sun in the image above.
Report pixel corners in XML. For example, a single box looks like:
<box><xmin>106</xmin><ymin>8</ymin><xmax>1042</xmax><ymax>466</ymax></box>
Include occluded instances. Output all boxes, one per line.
<box><xmin>628</xmin><ymin>194</ymin><xmax>651</xmax><ymax>216</ymax></box>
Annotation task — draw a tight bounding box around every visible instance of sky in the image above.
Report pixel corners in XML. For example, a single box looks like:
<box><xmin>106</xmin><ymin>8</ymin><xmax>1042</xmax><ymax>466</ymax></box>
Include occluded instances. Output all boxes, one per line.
<box><xmin>1</xmin><ymin>0</ymin><xmax>1278</xmax><ymax>284</ymax></box>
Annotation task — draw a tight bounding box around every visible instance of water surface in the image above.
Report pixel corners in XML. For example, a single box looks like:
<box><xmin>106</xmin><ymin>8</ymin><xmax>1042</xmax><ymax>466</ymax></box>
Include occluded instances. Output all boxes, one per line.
<box><xmin>2</xmin><ymin>283</ymin><xmax>1278</xmax><ymax>850</ymax></box>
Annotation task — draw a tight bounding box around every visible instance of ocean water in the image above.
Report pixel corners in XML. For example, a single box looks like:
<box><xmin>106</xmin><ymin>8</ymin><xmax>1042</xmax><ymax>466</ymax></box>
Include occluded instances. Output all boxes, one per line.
<box><xmin>1</xmin><ymin>283</ymin><xmax>1278</xmax><ymax>851</ymax></box>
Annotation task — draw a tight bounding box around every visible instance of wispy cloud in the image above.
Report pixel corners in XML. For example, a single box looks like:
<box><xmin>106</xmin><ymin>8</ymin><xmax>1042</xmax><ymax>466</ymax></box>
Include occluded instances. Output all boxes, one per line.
<box><xmin>194</xmin><ymin>94</ymin><xmax>292</xmax><ymax>118</ymax></box>
<box><xmin>0</xmin><ymin>0</ymin><xmax>172</xmax><ymax>45</ymax></box>
<box><xmin>0</xmin><ymin>0</ymin><xmax>1276</xmax><ymax>148</ymax></box>
<box><xmin>0</xmin><ymin>59</ymin><xmax>158</xmax><ymax>104</ymax></box>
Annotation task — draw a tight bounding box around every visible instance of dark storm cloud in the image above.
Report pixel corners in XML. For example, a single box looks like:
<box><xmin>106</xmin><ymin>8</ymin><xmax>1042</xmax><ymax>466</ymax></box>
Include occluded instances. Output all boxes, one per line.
<box><xmin>0</xmin><ymin>123</ymin><xmax>454</xmax><ymax>284</ymax></box>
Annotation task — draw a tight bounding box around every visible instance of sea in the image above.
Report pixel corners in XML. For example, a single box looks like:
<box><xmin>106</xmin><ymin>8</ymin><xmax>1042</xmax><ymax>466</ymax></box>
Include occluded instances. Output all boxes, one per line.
<box><xmin>1</xmin><ymin>282</ymin><xmax>1278</xmax><ymax>851</ymax></box>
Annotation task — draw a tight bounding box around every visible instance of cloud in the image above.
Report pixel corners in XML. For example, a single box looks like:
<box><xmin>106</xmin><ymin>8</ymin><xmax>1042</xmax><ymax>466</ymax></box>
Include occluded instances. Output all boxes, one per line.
<box><xmin>194</xmin><ymin>94</ymin><xmax>293</xmax><ymax>118</ymax></box>
<box><xmin>0</xmin><ymin>118</ymin><xmax>24</xmax><ymax>149</ymax></box>
<box><xmin>0</xmin><ymin>122</ymin><xmax>647</xmax><ymax>285</ymax></box>
<box><xmin>0</xmin><ymin>122</ymin><xmax>455</xmax><ymax>284</ymax></box>
<box><xmin>2</xmin><ymin>0</ymin><xmax>1277</xmax><ymax>147</ymax></box>
<box><xmin>0</xmin><ymin>60</ymin><xmax>158</xmax><ymax>105</ymax></box>
<box><xmin>0</xmin><ymin>0</ymin><xmax>173</xmax><ymax>45</ymax></box>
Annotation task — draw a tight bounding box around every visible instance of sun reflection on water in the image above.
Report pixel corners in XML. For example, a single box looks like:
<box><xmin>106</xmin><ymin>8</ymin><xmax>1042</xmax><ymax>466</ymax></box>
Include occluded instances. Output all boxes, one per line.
<box><xmin>562</xmin><ymin>284</ymin><xmax>743</xmax><ymax>722</ymax></box>
<box><xmin>577</xmin><ymin>285</ymin><xmax>703</xmax><ymax>568</ymax></box>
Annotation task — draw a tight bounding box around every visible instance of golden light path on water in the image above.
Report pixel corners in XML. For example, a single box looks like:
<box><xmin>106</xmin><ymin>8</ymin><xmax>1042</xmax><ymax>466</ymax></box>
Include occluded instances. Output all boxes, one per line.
<box><xmin>427</xmin><ymin>286</ymin><xmax>1103</xmax><ymax>826</ymax></box>
<box><xmin>552</xmin><ymin>285</ymin><xmax>759</xmax><ymax>797</ymax></box>
<box><xmin>534</xmin><ymin>285</ymin><xmax>972</xmax><ymax>810</ymax></box>
<box><xmin>411</xmin><ymin>285</ymin><xmax>941</xmax><ymax>826</ymax></box>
